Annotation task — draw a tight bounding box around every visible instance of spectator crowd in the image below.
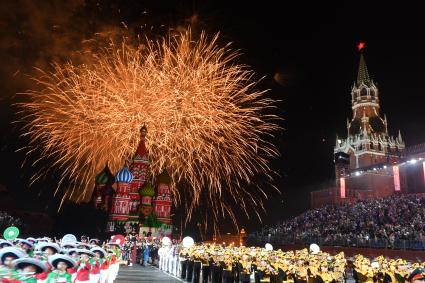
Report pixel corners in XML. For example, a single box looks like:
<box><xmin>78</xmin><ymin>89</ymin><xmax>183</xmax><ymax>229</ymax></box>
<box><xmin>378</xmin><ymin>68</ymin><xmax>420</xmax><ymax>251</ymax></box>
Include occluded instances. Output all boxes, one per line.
<box><xmin>249</xmin><ymin>194</ymin><xmax>425</xmax><ymax>249</ymax></box>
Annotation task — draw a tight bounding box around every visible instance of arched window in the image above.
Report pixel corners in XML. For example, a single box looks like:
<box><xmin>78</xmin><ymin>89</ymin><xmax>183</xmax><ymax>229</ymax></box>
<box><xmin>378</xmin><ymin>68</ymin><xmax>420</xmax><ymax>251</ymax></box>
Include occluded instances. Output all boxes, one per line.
<box><xmin>360</xmin><ymin>88</ymin><xmax>367</xmax><ymax>97</ymax></box>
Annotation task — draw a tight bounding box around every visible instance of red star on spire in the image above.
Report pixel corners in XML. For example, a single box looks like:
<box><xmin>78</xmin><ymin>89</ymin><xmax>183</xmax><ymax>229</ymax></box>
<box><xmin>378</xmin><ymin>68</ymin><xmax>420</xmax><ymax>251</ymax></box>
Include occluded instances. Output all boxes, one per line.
<box><xmin>357</xmin><ymin>42</ymin><xmax>365</xmax><ymax>51</ymax></box>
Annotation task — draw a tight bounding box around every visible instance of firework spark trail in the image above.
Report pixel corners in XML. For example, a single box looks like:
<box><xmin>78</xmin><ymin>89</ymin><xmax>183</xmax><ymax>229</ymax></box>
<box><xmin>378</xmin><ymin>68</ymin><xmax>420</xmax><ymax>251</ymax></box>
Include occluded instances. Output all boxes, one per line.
<box><xmin>19</xmin><ymin>29</ymin><xmax>281</xmax><ymax>227</ymax></box>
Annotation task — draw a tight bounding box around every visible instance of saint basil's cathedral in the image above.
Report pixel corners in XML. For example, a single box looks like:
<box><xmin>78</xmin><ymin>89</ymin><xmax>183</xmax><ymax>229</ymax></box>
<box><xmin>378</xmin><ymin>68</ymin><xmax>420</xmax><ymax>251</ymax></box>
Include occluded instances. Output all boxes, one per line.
<box><xmin>91</xmin><ymin>126</ymin><xmax>172</xmax><ymax>237</ymax></box>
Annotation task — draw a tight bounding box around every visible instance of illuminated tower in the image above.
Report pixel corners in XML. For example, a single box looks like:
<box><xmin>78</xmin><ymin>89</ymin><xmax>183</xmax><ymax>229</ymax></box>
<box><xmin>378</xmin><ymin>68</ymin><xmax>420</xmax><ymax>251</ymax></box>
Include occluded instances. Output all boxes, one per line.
<box><xmin>311</xmin><ymin>43</ymin><xmax>408</xmax><ymax>208</ymax></box>
<box><xmin>334</xmin><ymin>43</ymin><xmax>405</xmax><ymax>182</ymax></box>
<box><xmin>128</xmin><ymin>126</ymin><xmax>150</xmax><ymax>222</ymax></box>
<box><xmin>153</xmin><ymin>171</ymin><xmax>172</xmax><ymax>224</ymax></box>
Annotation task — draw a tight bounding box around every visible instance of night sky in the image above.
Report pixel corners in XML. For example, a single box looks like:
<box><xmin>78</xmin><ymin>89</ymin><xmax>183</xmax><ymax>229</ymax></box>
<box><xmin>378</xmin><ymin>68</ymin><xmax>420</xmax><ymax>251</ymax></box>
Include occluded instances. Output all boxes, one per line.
<box><xmin>1</xmin><ymin>1</ymin><xmax>425</xmax><ymax>237</ymax></box>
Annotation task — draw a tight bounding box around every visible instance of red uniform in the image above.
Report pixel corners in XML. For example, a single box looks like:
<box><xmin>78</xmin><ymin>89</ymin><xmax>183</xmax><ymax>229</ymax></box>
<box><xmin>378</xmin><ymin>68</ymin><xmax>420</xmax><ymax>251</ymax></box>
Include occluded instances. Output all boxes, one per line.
<box><xmin>109</xmin><ymin>255</ymin><xmax>116</xmax><ymax>265</ymax></box>
<box><xmin>75</xmin><ymin>261</ymin><xmax>91</xmax><ymax>282</ymax></box>
<box><xmin>35</xmin><ymin>262</ymin><xmax>52</xmax><ymax>281</ymax></box>
<box><xmin>67</xmin><ymin>267</ymin><xmax>77</xmax><ymax>275</ymax></box>
<box><xmin>100</xmin><ymin>260</ymin><xmax>109</xmax><ymax>271</ymax></box>
<box><xmin>89</xmin><ymin>259</ymin><xmax>100</xmax><ymax>275</ymax></box>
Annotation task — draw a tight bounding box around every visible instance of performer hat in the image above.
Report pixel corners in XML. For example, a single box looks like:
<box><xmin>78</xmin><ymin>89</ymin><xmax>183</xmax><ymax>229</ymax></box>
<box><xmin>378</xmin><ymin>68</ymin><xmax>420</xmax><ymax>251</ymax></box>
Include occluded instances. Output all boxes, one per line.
<box><xmin>61</xmin><ymin>243</ymin><xmax>76</xmax><ymax>249</ymax></box>
<box><xmin>36</xmin><ymin>242</ymin><xmax>61</xmax><ymax>254</ymax></box>
<box><xmin>19</xmin><ymin>239</ymin><xmax>34</xmax><ymax>248</ymax></box>
<box><xmin>66</xmin><ymin>248</ymin><xmax>79</xmax><ymax>256</ymax></box>
<box><xmin>77</xmin><ymin>249</ymin><xmax>96</xmax><ymax>257</ymax></box>
<box><xmin>12</xmin><ymin>258</ymin><xmax>47</xmax><ymax>274</ymax></box>
<box><xmin>48</xmin><ymin>254</ymin><xmax>77</xmax><ymax>269</ymax></box>
<box><xmin>90</xmin><ymin>247</ymin><xmax>107</xmax><ymax>258</ymax></box>
<box><xmin>0</xmin><ymin>247</ymin><xmax>27</xmax><ymax>262</ymax></box>
<box><xmin>0</xmin><ymin>239</ymin><xmax>13</xmax><ymax>248</ymax></box>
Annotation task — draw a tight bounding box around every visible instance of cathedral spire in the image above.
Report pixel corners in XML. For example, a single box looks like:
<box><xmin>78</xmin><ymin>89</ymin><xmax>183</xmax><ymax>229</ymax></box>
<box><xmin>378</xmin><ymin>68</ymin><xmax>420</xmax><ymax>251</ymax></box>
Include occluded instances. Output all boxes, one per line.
<box><xmin>134</xmin><ymin>125</ymin><xmax>148</xmax><ymax>159</ymax></box>
<box><xmin>127</xmin><ymin>125</ymin><xmax>150</xmax><ymax>222</ymax></box>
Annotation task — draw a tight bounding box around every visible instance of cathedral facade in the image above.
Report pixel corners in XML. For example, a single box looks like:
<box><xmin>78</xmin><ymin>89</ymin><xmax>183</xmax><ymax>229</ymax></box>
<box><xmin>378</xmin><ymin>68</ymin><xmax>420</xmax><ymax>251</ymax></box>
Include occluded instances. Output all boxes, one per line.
<box><xmin>91</xmin><ymin>126</ymin><xmax>172</xmax><ymax>237</ymax></box>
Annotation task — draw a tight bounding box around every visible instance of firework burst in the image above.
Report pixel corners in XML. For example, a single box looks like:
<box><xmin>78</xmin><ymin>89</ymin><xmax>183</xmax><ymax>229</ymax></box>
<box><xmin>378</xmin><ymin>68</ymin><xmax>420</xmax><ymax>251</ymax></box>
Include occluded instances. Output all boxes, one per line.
<box><xmin>19</xmin><ymin>29</ymin><xmax>280</xmax><ymax>228</ymax></box>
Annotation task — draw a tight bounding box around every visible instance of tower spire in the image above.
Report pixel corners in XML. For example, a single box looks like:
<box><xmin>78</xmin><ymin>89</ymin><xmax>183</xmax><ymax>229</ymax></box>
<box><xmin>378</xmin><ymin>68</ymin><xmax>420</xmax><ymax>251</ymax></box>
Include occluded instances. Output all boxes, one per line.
<box><xmin>135</xmin><ymin>125</ymin><xmax>148</xmax><ymax>158</ymax></box>
<box><xmin>384</xmin><ymin>114</ymin><xmax>388</xmax><ymax>134</ymax></box>
<box><xmin>398</xmin><ymin>130</ymin><xmax>403</xmax><ymax>143</ymax></box>
<box><xmin>357</xmin><ymin>52</ymin><xmax>371</xmax><ymax>87</ymax></box>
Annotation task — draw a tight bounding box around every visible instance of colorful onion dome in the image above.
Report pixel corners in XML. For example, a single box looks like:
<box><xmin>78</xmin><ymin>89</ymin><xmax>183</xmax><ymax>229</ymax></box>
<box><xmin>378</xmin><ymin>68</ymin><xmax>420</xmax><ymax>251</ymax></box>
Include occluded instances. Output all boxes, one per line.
<box><xmin>95</xmin><ymin>170</ymin><xmax>108</xmax><ymax>185</ymax></box>
<box><xmin>95</xmin><ymin>165</ymin><xmax>114</xmax><ymax>184</ymax></box>
<box><xmin>115</xmin><ymin>166</ymin><xmax>133</xmax><ymax>183</ymax></box>
<box><xmin>95</xmin><ymin>172</ymin><xmax>108</xmax><ymax>184</ymax></box>
<box><xmin>140</xmin><ymin>182</ymin><xmax>155</xmax><ymax>197</ymax></box>
<box><xmin>157</xmin><ymin>170</ymin><xmax>171</xmax><ymax>184</ymax></box>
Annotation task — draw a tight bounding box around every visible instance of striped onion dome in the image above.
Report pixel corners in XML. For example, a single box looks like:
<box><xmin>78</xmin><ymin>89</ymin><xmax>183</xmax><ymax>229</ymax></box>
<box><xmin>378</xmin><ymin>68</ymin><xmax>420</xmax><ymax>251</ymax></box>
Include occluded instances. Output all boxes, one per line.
<box><xmin>115</xmin><ymin>166</ymin><xmax>133</xmax><ymax>183</ymax></box>
<box><xmin>96</xmin><ymin>170</ymin><xmax>109</xmax><ymax>185</ymax></box>
<box><xmin>95</xmin><ymin>170</ymin><xmax>109</xmax><ymax>185</ymax></box>
<box><xmin>95</xmin><ymin>165</ymin><xmax>114</xmax><ymax>185</ymax></box>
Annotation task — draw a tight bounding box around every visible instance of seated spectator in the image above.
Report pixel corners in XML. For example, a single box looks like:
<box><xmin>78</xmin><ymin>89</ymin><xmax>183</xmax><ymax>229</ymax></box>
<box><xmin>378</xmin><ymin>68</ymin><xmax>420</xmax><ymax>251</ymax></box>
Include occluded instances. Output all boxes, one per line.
<box><xmin>249</xmin><ymin>194</ymin><xmax>425</xmax><ymax>249</ymax></box>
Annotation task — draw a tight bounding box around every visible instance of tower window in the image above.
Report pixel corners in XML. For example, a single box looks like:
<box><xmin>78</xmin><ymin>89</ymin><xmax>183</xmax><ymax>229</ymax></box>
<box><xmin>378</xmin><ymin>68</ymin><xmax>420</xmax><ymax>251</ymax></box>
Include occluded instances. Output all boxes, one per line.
<box><xmin>360</xmin><ymin>88</ymin><xmax>367</xmax><ymax>97</ymax></box>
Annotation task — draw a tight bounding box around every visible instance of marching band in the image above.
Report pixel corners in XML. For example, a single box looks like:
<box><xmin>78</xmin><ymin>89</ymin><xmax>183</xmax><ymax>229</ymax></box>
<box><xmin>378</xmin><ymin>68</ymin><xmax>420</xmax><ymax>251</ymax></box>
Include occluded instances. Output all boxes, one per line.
<box><xmin>161</xmin><ymin>243</ymin><xmax>425</xmax><ymax>283</ymax></box>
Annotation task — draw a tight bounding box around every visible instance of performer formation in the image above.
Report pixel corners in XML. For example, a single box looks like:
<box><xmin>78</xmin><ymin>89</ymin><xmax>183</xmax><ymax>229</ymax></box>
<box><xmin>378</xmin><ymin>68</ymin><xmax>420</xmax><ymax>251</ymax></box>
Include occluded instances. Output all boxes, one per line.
<box><xmin>0</xmin><ymin>236</ymin><xmax>122</xmax><ymax>283</ymax></box>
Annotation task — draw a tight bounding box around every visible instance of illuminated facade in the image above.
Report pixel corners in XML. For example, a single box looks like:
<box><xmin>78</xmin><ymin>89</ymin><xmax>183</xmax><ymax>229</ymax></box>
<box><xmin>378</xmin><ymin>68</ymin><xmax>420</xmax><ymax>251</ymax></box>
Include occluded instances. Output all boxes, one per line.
<box><xmin>92</xmin><ymin>126</ymin><xmax>172</xmax><ymax>236</ymax></box>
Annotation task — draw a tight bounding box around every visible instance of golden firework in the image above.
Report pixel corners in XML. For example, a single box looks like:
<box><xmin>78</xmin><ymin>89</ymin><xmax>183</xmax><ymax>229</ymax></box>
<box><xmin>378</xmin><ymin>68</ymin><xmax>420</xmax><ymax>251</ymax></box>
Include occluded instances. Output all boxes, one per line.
<box><xmin>19</xmin><ymin>29</ymin><xmax>280</xmax><ymax>228</ymax></box>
